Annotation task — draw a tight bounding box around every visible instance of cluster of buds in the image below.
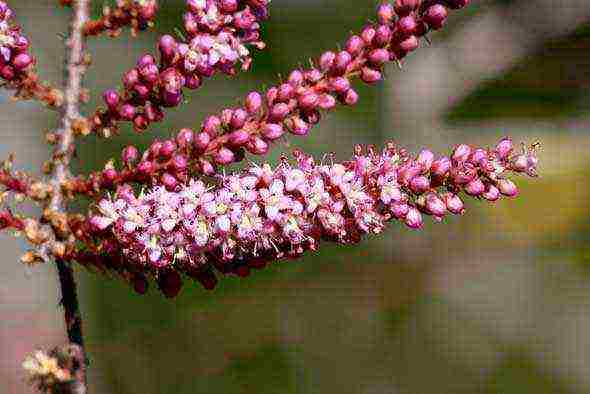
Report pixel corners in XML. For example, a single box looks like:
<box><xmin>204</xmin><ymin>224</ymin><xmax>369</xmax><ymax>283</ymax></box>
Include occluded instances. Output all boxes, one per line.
<box><xmin>83</xmin><ymin>0</ymin><xmax>159</xmax><ymax>38</ymax></box>
<box><xmin>0</xmin><ymin>1</ymin><xmax>34</xmax><ymax>82</ymax></box>
<box><xmin>75</xmin><ymin>0</ymin><xmax>469</xmax><ymax>193</ymax></box>
<box><xmin>0</xmin><ymin>2</ymin><xmax>62</xmax><ymax>106</ymax></box>
<box><xmin>87</xmin><ymin>138</ymin><xmax>538</xmax><ymax>297</ymax></box>
<box><xmin>22</xmin><ymin>345</ymin><xmax>85</xmax><ymax>393</ymax></box>
<box><xmin>91</xmin><ymin>0</ymin><xmax>271</xmax><ymax>136</ymax></box>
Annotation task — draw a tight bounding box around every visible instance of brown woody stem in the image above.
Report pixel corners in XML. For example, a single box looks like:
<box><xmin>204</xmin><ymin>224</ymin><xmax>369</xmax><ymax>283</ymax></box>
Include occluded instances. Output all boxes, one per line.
<box><xmin>49</xmin><ymin>0</ymin><xmax>91</xmax><ymax>392</ymax></box>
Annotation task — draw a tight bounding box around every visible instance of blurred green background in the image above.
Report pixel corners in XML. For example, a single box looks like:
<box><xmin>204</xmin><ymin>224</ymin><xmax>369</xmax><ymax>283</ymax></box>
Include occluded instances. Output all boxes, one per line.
<box><xmin>1</xmin><ymin>0</ymin><xmax>589</xmax><ymax>393</ymax></box>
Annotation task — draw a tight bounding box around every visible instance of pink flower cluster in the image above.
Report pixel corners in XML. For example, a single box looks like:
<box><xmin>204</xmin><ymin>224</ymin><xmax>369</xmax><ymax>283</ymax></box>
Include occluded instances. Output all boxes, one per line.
<box><xmin>0</xmin><ymin>1</ymin><xmax>34</xmax><ymax>82</ymax></box>
<box><xmin>89</xmin><ymin>137</ymin><xmax>537</xmax><ymax>296</ymax></box>
<box><xmin>92</xmin><ymin>0</ymin><xmax>270</xmax><ymax>135</ymax></box>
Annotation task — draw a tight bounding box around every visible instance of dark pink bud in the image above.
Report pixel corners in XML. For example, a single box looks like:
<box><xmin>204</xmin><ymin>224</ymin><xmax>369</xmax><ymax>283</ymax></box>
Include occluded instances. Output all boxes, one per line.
<box><xmin>102</xmin><ymin>168</ymin><xmax>118</xmax><ymax>185</ymax></box>
<box><xmin>220</xmin><ymin>0</ymin><xmax>239</xmax><ymax>13</ymax></box>
<box><xmin>417</xmin><ymin>149</ymin><xmax>435</xmax><ymax>171</ymax></box>
<box><xmin>304</xmin><ymin>68</ymin><xmax>323</xmax><ymax>83</ymax></box>
<box><xmin>137</xmin><ymin>54</ymin><xmax>155</xmax><ymax>68</ymax></box>
<box><xmin>286</xmin><ymin>117</ymin><xmax>310</xmax><ymax>136</ymax></box>
<box><xmin>231</xmin><ymin>108</ymin><xmax>249</xmax><ymax>129</ymax></box>
<box><xmin>133</xmin><ymin>275</ymin><xmax>149</xmax><ymax>295</ymax></box>
<box><xmin>424</xmin><ymin>5</ymin><xmax>448</xmax><ymax>30</ymax></box>
<box><xmin>170</xmin><ymin>154</ymin><xmax>188</xmax><ymax>172</ymax></box>
<box><xmin>452</xmin><ymin>144</ymin><xmax>472</xmax><ymax>163</ymax></box>
<box><xmin>399</xmin><ymin>35</ymin><xmax>419</xmax><ymax>52</ymax></box>
<box><xmin>288</xmin><ymin>70</ymin><xmax>305</xmax><ymax>87</ymax></box>
<box><xmin>133</xmin><ymin>115</ymin><xmax>149</xmax><ymax>132</ymax></box>
<box><xmin>465</xmin><ymin>178</ymin><xmax>485</xmax><ymax>196</ymax></box>
<box><xmin>229</xmin><ymin>129</ymin><xmax>250</xmax><ymax>146</ymax></box>
<box><xmin>495</xmin><ymin>137</ymin><xmax>513</xmax><ymax>159</ymax></box>
<box><xmin>158</xmin><ymin>35</ymin><xmax>177</xmax><ymax>60</ymax></box>
<box><xmin>452</xmin><ymin>165</ymin><xmax>477</xmax><ymax>185</ymax></box>
<box><xmin>149</xmin><ymin>140</ymin><xmax>163</xmax><ymax>158</ymax></box>
<box><xmin>361</xmin><ymin>25</ymin><xmax>377</xmax><ymax>44</ymax></box>
<box><xmin>119</xmin><ymin>104</ymin><xmax>136</xmax><ymax>120</ymax></box>
<box><xmin>330</xmin><ymin>76</ymin><xmax>351</xmax><ymax>94</ymax></box>
<box><xmin>395</xmin><ymin>0</ymin><xmax>420</xmax><ymax>16</ymax></box>
<box><xmin>391</xmin><ymin>202</ymin><xmax>410</xmax><ymax>219</ymax></box>
<box><xmin>161</xmin><ymin>172</ymin><xmax>178</xmax><ymax>191</ymax></box>
<box><xmin>202</xmin><ymin>115</ymin><xmax>222</xmax><ymax>136</ymax></box>
<box><xmin>497</xmin><ymin>179</ymin><xmax>518</xmax><ymax>197</ymax></box>
<box><xmin>245</xmin><ymin>91</ymin><xmax>263</xmax><ymax>114</ymax></box>
<box><xmin>410</xmin><ymin>175</ymin><xmax>430</xmax><ymax>194</ymax></box>
<box><xmin>194</xmin><ymin>132</ymin><xmax>211</xmax><ymax>152</ymax></box>
<box><xmin>270</xmin><ymin>103</ymin><xmax>290</xmax><ymax>122</ymax></box>
<box><xmin>444</xmin><ymin>193</ymin><xmax>465</xmax><ymax>214</ymax></box>
<box><xmin>397</xmin><ymin>16</ymin><xmax>417</xmax><ymax>37</ymax></box>
<box><xmin>1</xmin><ymin>65</ymin><xmax>15</xmax><ymax>80</ymax></box>
<box><xmin>483</xmin><ymin>184</ymin><xmax>500</xmax><ymax>202</ymax></box>
<box><xmin>470</xmin><ymin>148</ymin><xmax>488</xmax><ymax>166</ymax></box>
<box><xmin>334</xmin><ymin>51</ymin><xmax>352</xmax><ymax>74</ymax></box>
<box><xmin>13</xmin><ymin>53</ymin><xmax>33</xmax><ymax>70</ymax></box>
<box><xmin>160</xmin><ymin>140</ymin><xmax>177</xmax><ymax>158</ymax></box>
<box><xmin>246</xmin><ymin>136</ymin><xmax>269</xmax><ymax>155</ymax></box>
<box><xmin>345</xmin><ymin>35</ymin><xmax>365</xmax><ymax>57</ymax></box>
<box><xmin>199</xmin><ymin>158</ymin><xmax>216</xmax><ymax>176</ymax></box>
<box><xmin>123</xmin><ymin>68</ymin><xmax>139</xmax><ymax>88</ymax></box>
<box><xmin>405</xmin><ymin>207</ymin><xmax>423</xmax><ymax>229</ymax></box>
<box><xmin>319</xmin><ymin>51</ymin><xmax>336</xmax><ymax>72</ymax></box>
<box><xmin>377</xmin><ymin>2</ymin><xmax>396</xmax><ymax>24</ymax></box>
<box><xmin>277</xmin><ymin>83</ymin><xmax>295</xmax><ymax>102</ymax></box>
<box><xmin>261</xmin><ymin>123</ymin><xmax>285</xmax><ymax>140</ymax></box>
<box><xmin>103</xmin><ymin>89</ymin><xmax>120</xmax><ymax>110</ymax></box>
<box><xmin>185</xmin><ymin>74</ymin><xmax>201</xmax><ymax>89</ymax></box>
<box><xmin>425</xmin><ymin>192</ymin><xmax>447</xmax><ymax>217</ymax></box>
<box><xmin>448</xmin><ymin>0</ymin><xmax>470</xmax><ymax>9</ymax></box>
<box><xmin>361</xmin><ymin>67</ymin><xmax>382</xmax><ymax>84</ymax></box>
<box><xmin>176</xmin><ymin>128</ymin><xmax>194</xmax><ymax>148</ymax></box>
<box><xmin>137</xmin><ymin>160</ymin><xmax>156</xmax><ymax>176</ymax></box>
<box><xmin>214</xmin><ymin>147</ymin><xmax>235</xmax><ymax>165</ymax></box>
<box><xmin>368</xmin><ymin>48</ymin><xmax>390</xmax><ymax>65</ymax></box>
<box><xmin>431</xmin><ymin>156</ymin><xmax>451</xmax><ymax>178</ymax></box>
<box><xmin>298</xmin><ymin>92</ymin><xmax>320</xmax><ymax>111</ymax></box>
<box><xmin>344</xmin><ymin>89</ymin><xmax>359</xmax><ymax>106</ymax></box>
<box><xmin>122</xmin><ymin>146</ymin><xmax>139</xmax><ymax>165</ymax></box>
<box><xmin>158</xmin><ymin>270</ymin><xmax>182</xmax><ymax>298</ymax></box>
<box><xmin>374</xmin><ymin>25</ymin><xmax>393</xmax><ymax>47</ymax></box>
<box><xmin>318</xmin><ymin>94</ymin><xmax>337</xmax><ymax>110</ymax></box>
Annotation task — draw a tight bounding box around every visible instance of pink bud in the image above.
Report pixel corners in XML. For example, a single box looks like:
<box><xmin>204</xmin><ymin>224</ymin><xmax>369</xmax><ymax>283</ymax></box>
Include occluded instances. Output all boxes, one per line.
<box><xmin>330</xmin><ymin>76</ymin><xmax>351</xmax><ymax>94</ymax></box>
<box><xmin>464</xmin><ymin>178</ymin><xmax>485</xmax><ymax>196</ymax></box>
<box><xmin>343</xmin><ymin>89</ymin><xmax>359</xmax><ymax>106</ymax></box>
<box><xmin>391</xmin><ymin>202</ymin><xmax>410</xmax><ymax>219</ymax></box>
<box><xmin>448</xmin><ymin>0</ymin><xmax>470</xmax><ymax>9</ymax></box>
<box><xmin>405</xmin><ymin>207</ymin><xmax>423</xmax><ymax>229</ymax></box>
<box><xmin>334</xmin><ymin>51</ymin><xmax>352</xmax><ymax>74</ymax></box>
<box><xmin>286</xmin><ymin>117</ymin><xmax>310</xmax><ymax>136</ymax></box>
<box><xmin>246</xmin><ymin>136</ymin><xmax>269</xmax><ymax>155</ymax></box>
<box><xmin>497</xmin><ymin>179</ymin><xmax>518</xmax><ymax>197</ymax></box>
<box><xmin>345</xmin><ymin>35</ymin><xmax>365</xmax><ymax>57</ymax></box>
<box><xmin>122</xmin><ymin>145</ymin><xmax>139</xmax><ymax>165</ymax></box>
<box><xmin>394</xmin><ymin>0</ymin><xmax>420</xmax><ymax>16</ymax></box>
<box><xmin>361</xmin><ymin>67</ymin><xmax>382</xmax><ymax>84</ymax></box>
<box><xmin>194</xmin><ymin>132</ymin><xmax>211</xmax><ymax>152</ymax></box>
<box><xmin>270</xmin><ymin>103</ymin><xmax>290</xmax><ymax>122</ymax></box>
<box><xmin>368</xmin><ymin>48</ymin><xmax>390</xmax><ymax>66</ymax></box>
<box><xmin>137</xmin><ymin>160</ymin><xmax>155</xmax><ymax>176</ymax></box>
<box><xmin>424</xmin><ymin>5</ymin><xmax>448</xmax><ymax>30</ymax></box>
<box><xmin>231</xmin><ymin>108</ymin><xmax>249</xmax><ymax>129</ymax></box>
<box><xmin>13</xmin><ymin>53</ymin><xmax>33</xmax><ymax>70</ymax></box>
<box><xmin>318</xmin><ymin>94</ymin><xmax>337</xmax><ymax>110</ymax></box>
<box><xmin>377</xmin><ymin>2</ymin><xmax>395</xmax><ymax>24</ymax></box>
<box><xmin>229</xmin><ymin>129</ymin><xmax>250</xmax><ymax>146</ymax></box>
<box><xmin>160</xmin><ymin>140</ymin><xmax>177</xmax><ymax>158</ymax></box>
<box><xmin>444</xmin><ymin>193</ymin><xmax>465</xmax><ymax>214</ymax></box>
<box><xmin>410</xmin><ymin>175</ymin><xmax>430</xmax><ymax>194</ymax></box>
<box><xmin>261</xmin><ymin>123</ymin><xmax>285</xmax><ymax>140</ymax></box>
<box><xmin>452</xmin><ymin>144</ymin><xmax>472</xmax><ymax>163</ymax></box>
<box><xmin>176</xmin><ymin>128</ymin><xmax>194</xmax><ymax>148</ymax></box>
<box><xmin>374</xmin><ymin>25</ymin><xmax>392</xmax><ymax>47</ymax></box>
<box><xmin>483</xmin><ymin>184</ymin><xmax>500</xmax><ymax>202</ymax></box>
<box><xmin>245</xmin><ymin>91</ymin><xmax>263</xmax><ymax>114</ymax></box>
<box><xmin>298</xmin><ymin>92</ymin><xmax>320</xmax><ymax>111</ymax></box>
<box><xmin>417</xmin><ymin>149</ymin><xmax>435</xmax><ymax>171</ymax></box>
<box><xmin>495</xmin><ymin>137</ymin><xmax>513</xmax><ymax>159</ymax></box>
<box><xmin>103</xmin><ymin>89</ymin><xmax>120</xmax><ymax>110</ymax></box>
<box><xmin>288</xmin><ymin>70</ymin><xmax>304</xmax><ymax>87</ymax></box>
<box><xmin>161</xmin><ymin>172</ymin><xmax>178</xmax><ymax>191</ymax></box>
<box><xmin>399</xmin><ymin>35</ymin><xmax>419</xmax><ymax>52</ymax></box>
<box><xmin>202</xmin><ymin>115</ymin><xmax>222</xmax><ymax>136</ymax></box>
<box><xmin>215</xmin><ymin>147</ymin><xmax>235</xmax><ymax>165</ymax></box>
<box><xmin>397</xmin><ymin>16</ymin><xmax>417</xmax><ymax>36</ymax></box>
<box><xmin>431</xmin><ymin>156</ymin><xmax>451</xmax><ymax>178</ymax></box>
<box><xmin>426</xmin><ymin>193</ymin><xmax>447</xmax><ymax>217</ymax></box>
<box><xmin>319</xmin><ymin>51</ymin><xmax>336</xmax><ymax>72</ymax></box>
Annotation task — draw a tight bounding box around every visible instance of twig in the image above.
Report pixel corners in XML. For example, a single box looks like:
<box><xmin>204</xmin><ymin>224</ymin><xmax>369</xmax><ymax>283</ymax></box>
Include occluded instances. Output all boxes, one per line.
<box><xmin>49</xmin><ymin>0</ymin><xmax>91</xmax><ymax>392</ymax></box>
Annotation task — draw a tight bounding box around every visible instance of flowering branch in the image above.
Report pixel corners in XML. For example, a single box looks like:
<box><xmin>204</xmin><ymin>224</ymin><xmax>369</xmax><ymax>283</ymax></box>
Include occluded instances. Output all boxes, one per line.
<box><xmin>90</xmin><ymin>0</ymin><xmax>271</xmax><ymax>137</ymax></box>
<box><xmin>86</xmin><ymin>138</ymin><xmax>538</xmax><ymax>297</ymax></box>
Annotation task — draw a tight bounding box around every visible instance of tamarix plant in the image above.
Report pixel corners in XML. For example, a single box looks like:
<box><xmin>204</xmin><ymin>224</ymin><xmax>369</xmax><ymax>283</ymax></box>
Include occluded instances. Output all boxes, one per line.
<box><xmin>0</xmin><ymin>0</ymin><xmax>539</xmax><ymax>392</ymax></box>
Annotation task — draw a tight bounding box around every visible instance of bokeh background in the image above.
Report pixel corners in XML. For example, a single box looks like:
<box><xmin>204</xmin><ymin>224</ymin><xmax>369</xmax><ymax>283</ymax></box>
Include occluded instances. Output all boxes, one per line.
<box><xmin>1</xmin><ymin>0</ymin><xmax>589</xmax><ymax>392</ymax></box>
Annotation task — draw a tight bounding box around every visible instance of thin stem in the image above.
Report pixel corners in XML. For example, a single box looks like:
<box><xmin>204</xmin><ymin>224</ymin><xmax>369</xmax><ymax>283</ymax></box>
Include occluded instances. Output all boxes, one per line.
<box><xmin>49</xmin><ymin>0</ymin><xmax>91</xmax><ymax>392</ymax></box>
